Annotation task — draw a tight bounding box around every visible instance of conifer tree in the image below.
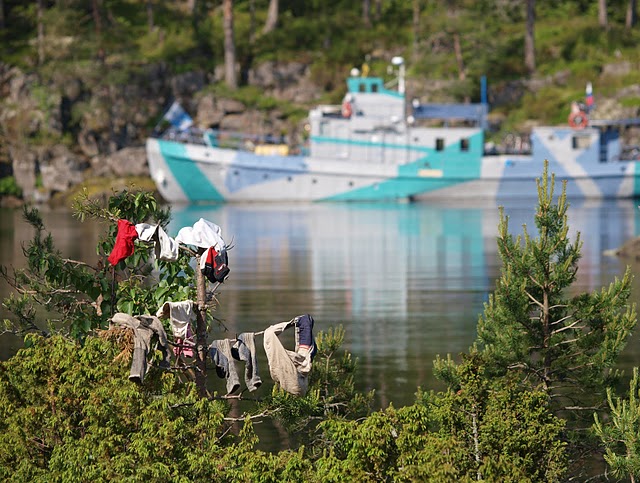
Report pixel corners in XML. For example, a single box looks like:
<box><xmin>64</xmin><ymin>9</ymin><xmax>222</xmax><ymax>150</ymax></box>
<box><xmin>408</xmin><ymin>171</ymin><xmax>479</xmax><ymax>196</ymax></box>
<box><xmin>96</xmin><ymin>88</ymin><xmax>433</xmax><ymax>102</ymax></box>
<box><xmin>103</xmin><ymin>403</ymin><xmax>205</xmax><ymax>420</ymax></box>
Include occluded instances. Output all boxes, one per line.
<box><xmin>475</xmin><ymin>161</ymin><xmax>636</xmax><ymax>420</ymax></box>
<box><xmin>594</xmin><ymin>366</ymin><xmax>640</xmax><ymax>481</ymax></box>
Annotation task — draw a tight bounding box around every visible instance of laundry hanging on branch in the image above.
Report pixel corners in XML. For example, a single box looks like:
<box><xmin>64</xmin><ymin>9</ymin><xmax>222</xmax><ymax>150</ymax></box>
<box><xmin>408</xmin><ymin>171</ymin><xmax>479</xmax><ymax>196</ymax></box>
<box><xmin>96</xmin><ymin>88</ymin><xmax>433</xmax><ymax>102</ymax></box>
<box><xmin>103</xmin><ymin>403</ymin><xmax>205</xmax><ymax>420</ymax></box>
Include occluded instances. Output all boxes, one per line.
<box><xmin>110</xmin><ymin>308</ymin><xmax>317</xmax><ymax>397</ymax></box>
<box><xmin>106</xmin><ymin>217</ymin><xmax>230</xmax><ymax>283</ymax></box>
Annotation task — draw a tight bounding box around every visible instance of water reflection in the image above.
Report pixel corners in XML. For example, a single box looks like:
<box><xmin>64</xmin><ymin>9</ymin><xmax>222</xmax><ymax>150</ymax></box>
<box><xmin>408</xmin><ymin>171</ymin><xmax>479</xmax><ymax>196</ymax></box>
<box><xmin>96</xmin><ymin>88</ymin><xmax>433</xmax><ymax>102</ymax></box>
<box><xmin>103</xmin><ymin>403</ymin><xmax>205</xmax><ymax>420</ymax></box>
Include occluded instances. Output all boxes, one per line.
<box><xmin>168</xmin><ymin>199</ymin><xmax>638</xmax><ymax>408</ymax></box>
<box><xmin>0</xmin><ymin>199</ymin><xmax>638</xmax><ymax>409</ymax></box>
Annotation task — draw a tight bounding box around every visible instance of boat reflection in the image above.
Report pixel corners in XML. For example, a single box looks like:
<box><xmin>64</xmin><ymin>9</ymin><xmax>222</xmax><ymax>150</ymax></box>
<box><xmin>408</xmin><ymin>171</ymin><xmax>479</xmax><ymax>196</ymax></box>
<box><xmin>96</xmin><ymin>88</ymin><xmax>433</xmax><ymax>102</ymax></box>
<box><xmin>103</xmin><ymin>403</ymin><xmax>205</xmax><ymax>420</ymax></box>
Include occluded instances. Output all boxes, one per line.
<box><xmin>169</xmin><ymin>199</ymin><xmax>637</xmax><ymax>408</ymax></box>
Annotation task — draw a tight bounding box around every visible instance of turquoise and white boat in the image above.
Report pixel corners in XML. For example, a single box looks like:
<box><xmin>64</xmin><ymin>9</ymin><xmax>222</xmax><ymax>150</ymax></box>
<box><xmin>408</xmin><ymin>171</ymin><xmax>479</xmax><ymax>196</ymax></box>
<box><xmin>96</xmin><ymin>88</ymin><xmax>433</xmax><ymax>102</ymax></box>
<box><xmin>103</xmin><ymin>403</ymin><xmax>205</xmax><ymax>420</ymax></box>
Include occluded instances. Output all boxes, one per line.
<box><xmin>146</xmin><ymin>57</ymin><xmax>640</xmax><ymax>203</ymax></box>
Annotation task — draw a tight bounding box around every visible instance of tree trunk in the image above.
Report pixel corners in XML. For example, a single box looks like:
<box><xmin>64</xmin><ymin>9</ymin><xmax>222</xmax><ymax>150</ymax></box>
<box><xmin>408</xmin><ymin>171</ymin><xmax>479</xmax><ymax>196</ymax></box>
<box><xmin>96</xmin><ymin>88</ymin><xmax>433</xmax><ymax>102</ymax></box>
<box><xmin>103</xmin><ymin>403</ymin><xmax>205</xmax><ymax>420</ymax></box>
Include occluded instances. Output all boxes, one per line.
<box><xmin>453</xmin><ymin>33</ymin><xmax>465</xmax><ymax>81</ymax></box>
<box><xmin>626</xmin><ymin>0</ymin><xmax>637</xmax><ymax>28</ymax></box>
<box><xmin>92</xmin><ymin>0</ymin><xmax>102</xmax><ymax>37</ymax></box>
<box><xmin>223</xmin><ymin>0</ymin><xmax>237</xmax><ymax>88</ymax></box>
<box><xmin>453</xmin><ymin>32</ymin><xmax>469</xmax><ymax>103</ymax></box>
<box><xmin>263</xmin><ymin>0</ymin><xmax>278</xmax><ymax>34</ymax></box>
<box><xmin>599</xmin><ymin>0</ymin><xmax>608</xmax><ymax>28</ymax></box>
<box><xmin>240</xmin><ymin>0</ymin><xmax>256</xmax><ymax>85</ymax></box>
<box><xmin>524</xmin><ymin>0</ymin><xmax>535</xmax><ymax>74</ymax></box>
<box><xmin>363</xmin><ymin>0</ymin><xmax>371</xmax><ymax>28</ymax></box>
<box><xmin>195</xmin><ymin>250</ymin><xmax>209</xmax><ymax>398</ymax></box>
<box><xmin>412</xmin><ymin>0</ymin><xmax>420</xmax><ymax>63</ymax></box>
<box><xmin>0</xmin><ymin>0</ymin><xmax>5</xmax><ymax>30</ymax></box>
<box><xmin>374</xmin><ymin>0</ymin><xmax>382</xmax><ymax>20</ymax></box>
<box><xmin>37</xmin><ymin>0</ymin><xmax>44</xmax><ymax>65</ymax></box>
<box><xmin>249</xmin><ymin>0</ymin><xmax>256</xmax><ymax>44</ymax></box>
<box><xmin>147</xmin><ymin>0</ymin><xmax>154</xmax><ymax>31</ymax></box>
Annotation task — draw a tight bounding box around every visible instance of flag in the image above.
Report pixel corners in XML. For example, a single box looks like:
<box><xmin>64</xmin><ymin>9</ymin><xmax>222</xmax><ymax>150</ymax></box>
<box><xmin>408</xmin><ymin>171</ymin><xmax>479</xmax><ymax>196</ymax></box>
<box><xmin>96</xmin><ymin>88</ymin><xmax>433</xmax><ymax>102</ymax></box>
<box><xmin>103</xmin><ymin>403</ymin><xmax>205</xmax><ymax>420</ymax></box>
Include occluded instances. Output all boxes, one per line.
<box><xmin>585</xmin><ymin>82</ymin><xmax>594</xmax><ymax>111</ymax></box>
<box><xmin>163</xmin><ymin>101</ymin><xmax>193</xmax><ymax>131</ymax></box>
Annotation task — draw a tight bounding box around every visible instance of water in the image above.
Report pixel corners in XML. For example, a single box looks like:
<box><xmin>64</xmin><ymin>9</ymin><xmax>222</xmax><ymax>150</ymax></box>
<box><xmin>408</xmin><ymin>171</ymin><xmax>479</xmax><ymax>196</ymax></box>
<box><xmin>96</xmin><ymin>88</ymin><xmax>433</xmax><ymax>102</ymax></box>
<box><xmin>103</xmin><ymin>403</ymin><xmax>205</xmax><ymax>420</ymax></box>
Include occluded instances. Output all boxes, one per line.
<box><xmin>1</xmin><ymin>199</ymin><xmax>640</xmax><ymax>410</ymax></box>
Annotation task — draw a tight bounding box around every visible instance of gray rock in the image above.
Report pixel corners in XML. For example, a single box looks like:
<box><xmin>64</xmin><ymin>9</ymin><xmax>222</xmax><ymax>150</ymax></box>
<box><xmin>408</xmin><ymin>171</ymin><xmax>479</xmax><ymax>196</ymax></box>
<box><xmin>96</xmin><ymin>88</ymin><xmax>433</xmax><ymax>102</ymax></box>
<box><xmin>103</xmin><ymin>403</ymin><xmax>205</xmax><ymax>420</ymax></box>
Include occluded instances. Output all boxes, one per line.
<box><xmin>8</xmin><ymin>144</ymin><xmax>37</xmax><ymax>200</ymax></box>
<box><xmin>196</xmin><ymin>94</ymin><xmax>225</xmax><ymax>128</ymax></box>
<box><xmin>104</xmin><ymin>146</ymin><xmax>149</xmax><ymax>177</ymax></box>
<box><xmin>39</xmin><ymin>145</ymin><xmax>86</xmax><ymax>193</ymax></box>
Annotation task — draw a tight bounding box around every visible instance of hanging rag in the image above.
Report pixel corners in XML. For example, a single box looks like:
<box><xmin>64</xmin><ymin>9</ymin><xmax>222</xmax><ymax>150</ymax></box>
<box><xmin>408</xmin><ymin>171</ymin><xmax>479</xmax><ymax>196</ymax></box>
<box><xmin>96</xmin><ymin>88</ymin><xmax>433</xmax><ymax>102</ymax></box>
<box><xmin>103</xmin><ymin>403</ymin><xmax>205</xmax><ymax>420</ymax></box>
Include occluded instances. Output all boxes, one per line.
<box><xmin>156</xmin><ymin>300</ymin><xmax>196</xmax><ymax>357</ymax></box>
<box><xmin>232</xmin><ymin>332</ymin><xmax>262</xmax><ymax>392</ymax></box>
<box><xmin>199</xmin><ymin>246</ymin><xmax>230</xmax><ymax>283</ymax></box>
<box><xmin>172</xmin><ymin>324</ymin><xmax>195</xmax><ymax>358</ymax></box>
<box><xmin>209</xmin><ymin>339</ymin><xmax>241</xmax><ymax>396</ymax></box>
<box><xmin>111</xmin><ymin>312</ymin><xmax>171</xmax><ymax>383</ymax></box>
<box><xmin>135</xmin><ymin>223</ymin><xmax>179</xmax><ymax>261</ymax></box>
<box><xmin>175</xmin><ymin>218</ymin><xmax>226</xmax><ymax>250</ymax></box>
<box><xmin>263</xmin><ymin>315</ymin><xmax>317</xmax><ymax>396</ymax></box>
<box><xmin>156</xmin><ymin>300</ymin><xmax>195</xmax><ymax>339</ymax></box>
<box><xmin>108</xmin><ymin>219</ymin><xmax>138</xmax><ymax>266</ymax></box>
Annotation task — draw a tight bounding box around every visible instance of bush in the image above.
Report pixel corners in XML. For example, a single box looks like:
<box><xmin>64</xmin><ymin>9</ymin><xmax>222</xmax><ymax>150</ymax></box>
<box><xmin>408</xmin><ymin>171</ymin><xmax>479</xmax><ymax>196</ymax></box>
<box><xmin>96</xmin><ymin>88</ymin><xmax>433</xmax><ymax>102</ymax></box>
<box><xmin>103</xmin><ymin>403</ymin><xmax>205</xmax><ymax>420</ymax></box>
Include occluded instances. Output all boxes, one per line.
<box><xmin>0</xmin><ymin>176</ymin><xmax>22</xmax><ymax>198</ymax></box>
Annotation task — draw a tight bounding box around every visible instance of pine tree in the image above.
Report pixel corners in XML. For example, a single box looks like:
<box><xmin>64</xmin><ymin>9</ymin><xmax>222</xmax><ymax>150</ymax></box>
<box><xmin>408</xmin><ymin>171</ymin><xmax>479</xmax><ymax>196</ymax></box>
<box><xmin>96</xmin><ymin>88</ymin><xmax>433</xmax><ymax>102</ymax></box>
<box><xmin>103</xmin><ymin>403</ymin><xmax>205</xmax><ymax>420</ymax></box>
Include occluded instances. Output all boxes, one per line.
<box><xmin>475</xmin><ymin>161</ymin><xmax>636</xmax><ymax>420</ymax></box>
<box><xmin>594</xmin><ymin>367</ymin><xmax>640</xmax><ymax>482</ymax></box>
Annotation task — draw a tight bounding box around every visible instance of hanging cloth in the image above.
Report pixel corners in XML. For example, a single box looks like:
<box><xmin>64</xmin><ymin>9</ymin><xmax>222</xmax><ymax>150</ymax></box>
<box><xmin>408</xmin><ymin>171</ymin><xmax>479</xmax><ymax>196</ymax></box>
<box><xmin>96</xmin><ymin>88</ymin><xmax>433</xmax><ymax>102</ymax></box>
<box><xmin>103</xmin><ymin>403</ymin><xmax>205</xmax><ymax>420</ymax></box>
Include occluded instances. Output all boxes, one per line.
<box><xmin>175</xmin><ymin>218</ymin><xmax>226</xmax><ymax>250</ymax></box>
<box><xmin>199</xmin><ymin>246</ymin><xmax>230</xmax><ymax>283</ymax></box>
<box><xmin>108</xmin><ymin>219</ymin><xmax>138</xmax><ymax>266</ymax></box>
<box><xmin>263</xmin><ymin>315</ymin><xmax>317</xmax><ymax>396</ymax></box>
<box><xmin>156</xmin><ymin>300</ymin><xmax>195</xmax><ymax>339</ymax></box>
<box><xmin>156</xmin><ymin>300</ymin><xmax>196</xmax><ymax>357</ymax></box>
<box><xmin>135</xmin><ymin>223</ymin><xmax>179</xmax><ymax>262</ymax></box>
<box><xmin>232</xmin><ymin>333</ymin><xmax>262</xmax><ymax>392</ymax></box>
<box><xmin>209</xmin><ymin>339</ymin><xmax>242</xmax><ymax>396</ymax></box>
<box><xmin>111</xmin><ymin>312</ymin><xmax>171</xmax><ymax>383</ymax></box>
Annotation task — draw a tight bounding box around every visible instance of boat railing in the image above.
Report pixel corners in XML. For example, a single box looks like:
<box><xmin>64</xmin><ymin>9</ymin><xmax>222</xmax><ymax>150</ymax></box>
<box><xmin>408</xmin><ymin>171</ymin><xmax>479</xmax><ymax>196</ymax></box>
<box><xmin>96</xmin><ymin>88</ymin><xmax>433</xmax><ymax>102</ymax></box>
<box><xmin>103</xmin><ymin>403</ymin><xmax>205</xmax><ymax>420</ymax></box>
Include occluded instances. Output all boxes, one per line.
<box><xmin>158</xmin><ymin>126</ymin><xmax>302</xmax><ymax>154</ymax></box>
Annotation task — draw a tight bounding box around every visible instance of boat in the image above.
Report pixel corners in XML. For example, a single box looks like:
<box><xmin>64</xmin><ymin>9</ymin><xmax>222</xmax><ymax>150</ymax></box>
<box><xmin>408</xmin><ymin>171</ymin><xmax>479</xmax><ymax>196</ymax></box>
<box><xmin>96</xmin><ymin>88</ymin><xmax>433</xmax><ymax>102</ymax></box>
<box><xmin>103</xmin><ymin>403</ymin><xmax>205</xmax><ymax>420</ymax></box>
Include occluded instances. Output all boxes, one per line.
<box><xmin>146</xmin><ymin>57</ymin><xmax>640</xmax><ymax>203</ymax></box>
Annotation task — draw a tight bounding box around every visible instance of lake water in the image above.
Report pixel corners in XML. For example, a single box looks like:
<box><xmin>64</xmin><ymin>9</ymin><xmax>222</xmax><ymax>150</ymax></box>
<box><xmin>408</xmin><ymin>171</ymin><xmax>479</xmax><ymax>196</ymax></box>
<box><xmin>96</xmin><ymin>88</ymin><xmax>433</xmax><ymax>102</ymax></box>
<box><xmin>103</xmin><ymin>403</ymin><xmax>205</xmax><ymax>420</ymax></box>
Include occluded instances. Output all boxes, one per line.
<box><xmin>2</xmin><ymin>198</ymin><xmax>640</xmax><ymax>411</ymax></box>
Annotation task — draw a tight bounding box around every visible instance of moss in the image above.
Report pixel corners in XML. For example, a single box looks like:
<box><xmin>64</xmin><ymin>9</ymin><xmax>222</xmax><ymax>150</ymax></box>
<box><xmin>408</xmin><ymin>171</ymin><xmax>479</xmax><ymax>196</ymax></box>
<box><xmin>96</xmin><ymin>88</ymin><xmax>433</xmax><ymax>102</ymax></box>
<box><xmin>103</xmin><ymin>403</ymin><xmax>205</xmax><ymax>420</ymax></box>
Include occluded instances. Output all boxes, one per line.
<box><xmin>51</xmin><ymin>176</ymin><xmax>159</xmax><ymax>209</ymax></box>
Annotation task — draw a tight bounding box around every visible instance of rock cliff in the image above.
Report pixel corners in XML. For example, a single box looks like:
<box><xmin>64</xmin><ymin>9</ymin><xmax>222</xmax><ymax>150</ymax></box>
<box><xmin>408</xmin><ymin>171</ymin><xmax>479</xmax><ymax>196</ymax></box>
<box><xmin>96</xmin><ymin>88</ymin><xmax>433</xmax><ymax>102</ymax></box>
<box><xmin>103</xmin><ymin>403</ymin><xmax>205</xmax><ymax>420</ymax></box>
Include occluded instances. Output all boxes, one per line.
<box><xmin>0</xmin><ymin>60</ymin><xmax>320</xmax><ymax>204</ymax></box>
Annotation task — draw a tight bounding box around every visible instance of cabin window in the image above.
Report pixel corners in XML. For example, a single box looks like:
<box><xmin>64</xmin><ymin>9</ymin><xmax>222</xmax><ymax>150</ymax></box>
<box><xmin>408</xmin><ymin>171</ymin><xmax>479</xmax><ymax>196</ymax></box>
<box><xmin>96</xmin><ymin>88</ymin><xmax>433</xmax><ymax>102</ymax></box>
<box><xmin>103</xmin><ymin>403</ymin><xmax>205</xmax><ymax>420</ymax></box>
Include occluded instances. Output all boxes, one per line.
<box><xmin>359</xmin><ymin>83</ymin><xmax>366</xmax><ymax>92</ymax></box>
<box><xmin>436</xmin><ymin>138</ymin><xmax>445</xmax><ymax>151</ymax></box>
<box><xmin>460</xmin><ymin>138</ymin><xmax>470</xmax><ymax>151</ymax></box>
<box><xmin>371</xmin><ymin>84</ymin><xmax>378</xmax><ymax>93</ymax></box>
<box><xmin>572</xmin><ymin>135</ymin><xmax>591</xmax><ymax>150</ymax></box>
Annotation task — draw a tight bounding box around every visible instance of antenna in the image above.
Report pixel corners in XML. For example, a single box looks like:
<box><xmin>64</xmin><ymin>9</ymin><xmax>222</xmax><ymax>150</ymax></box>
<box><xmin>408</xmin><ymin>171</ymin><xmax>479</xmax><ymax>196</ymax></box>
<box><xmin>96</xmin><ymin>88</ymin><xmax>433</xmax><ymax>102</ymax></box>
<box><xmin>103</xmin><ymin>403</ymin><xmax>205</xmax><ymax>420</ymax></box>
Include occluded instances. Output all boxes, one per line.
<box><xmin>391</xmin><ymin>56</ymin><xmax>405</xmax><ymax>94</ymax></box>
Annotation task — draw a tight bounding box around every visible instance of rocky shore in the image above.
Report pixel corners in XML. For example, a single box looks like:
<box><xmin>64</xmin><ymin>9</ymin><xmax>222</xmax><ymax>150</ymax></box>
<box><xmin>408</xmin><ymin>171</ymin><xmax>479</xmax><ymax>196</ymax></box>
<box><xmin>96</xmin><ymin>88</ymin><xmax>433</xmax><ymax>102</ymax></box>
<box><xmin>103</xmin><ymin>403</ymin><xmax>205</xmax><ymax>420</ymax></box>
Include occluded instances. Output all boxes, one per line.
<box><xmin>1</xmin><ymin>59</ymin><xmax>639</xmax><ymax>207</ymax></box>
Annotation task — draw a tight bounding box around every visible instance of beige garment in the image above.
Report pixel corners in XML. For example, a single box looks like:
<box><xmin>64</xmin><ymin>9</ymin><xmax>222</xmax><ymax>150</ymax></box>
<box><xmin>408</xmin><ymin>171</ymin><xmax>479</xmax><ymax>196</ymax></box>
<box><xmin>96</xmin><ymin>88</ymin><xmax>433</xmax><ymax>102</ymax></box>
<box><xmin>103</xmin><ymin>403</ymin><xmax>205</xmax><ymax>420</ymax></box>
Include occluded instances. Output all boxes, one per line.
<box><xmin>263</xmin><ymin>321</ymin><xmax>313</xmax><ymax>396</ymax></box>
<box><xmin>156</xmin><ymin>300</ymin><xmax>195</xmax><ymax>339</ymax></box>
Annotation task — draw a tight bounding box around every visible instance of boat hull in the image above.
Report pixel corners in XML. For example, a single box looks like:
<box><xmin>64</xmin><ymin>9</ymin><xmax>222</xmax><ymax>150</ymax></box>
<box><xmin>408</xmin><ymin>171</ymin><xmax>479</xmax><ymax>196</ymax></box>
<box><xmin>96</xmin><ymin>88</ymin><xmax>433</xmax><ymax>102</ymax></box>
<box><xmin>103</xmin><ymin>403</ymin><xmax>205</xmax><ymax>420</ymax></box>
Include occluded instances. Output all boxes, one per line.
<box><xmin>147</xmin><ymin>137</ymin><xmax>640</xmax><ymax>203</ymax></box>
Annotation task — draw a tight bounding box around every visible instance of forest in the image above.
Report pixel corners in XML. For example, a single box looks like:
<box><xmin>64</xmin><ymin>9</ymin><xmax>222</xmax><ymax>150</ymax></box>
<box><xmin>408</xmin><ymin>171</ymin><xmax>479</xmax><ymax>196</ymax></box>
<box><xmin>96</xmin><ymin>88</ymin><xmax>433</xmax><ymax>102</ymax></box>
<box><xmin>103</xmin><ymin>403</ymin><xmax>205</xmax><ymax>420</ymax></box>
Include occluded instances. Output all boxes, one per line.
<box><xmin>1</xmin><ymin>0</ymin><xmax>640</xmax><ymax>138</ymax></box>
<box><xmin>1</xmin><ymin>1</ymin><xmax>640</xmax><ymax>201</ymax></box>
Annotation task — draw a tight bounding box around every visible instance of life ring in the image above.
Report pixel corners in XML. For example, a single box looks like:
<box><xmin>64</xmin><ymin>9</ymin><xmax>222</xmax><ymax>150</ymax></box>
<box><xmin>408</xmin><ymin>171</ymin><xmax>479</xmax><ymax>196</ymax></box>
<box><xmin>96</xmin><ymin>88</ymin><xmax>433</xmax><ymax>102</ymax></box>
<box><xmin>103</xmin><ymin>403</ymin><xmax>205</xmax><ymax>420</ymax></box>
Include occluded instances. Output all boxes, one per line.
<box><xmin>568</xmin><ymin>110</ymin><xmax>588</xmax><ymax>129</ymax></box>
<box><xmin>341</xmin><ymin>100</ymin><xmax>352</xmax><ymax>118</ymax></box>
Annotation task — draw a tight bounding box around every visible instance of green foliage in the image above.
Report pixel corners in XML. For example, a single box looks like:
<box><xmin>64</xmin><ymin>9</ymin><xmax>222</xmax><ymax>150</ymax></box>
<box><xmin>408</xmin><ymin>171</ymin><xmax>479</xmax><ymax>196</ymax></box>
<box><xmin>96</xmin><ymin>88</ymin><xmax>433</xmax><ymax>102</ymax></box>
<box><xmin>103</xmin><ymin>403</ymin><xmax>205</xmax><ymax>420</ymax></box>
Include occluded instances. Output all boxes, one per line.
<box><xmin>0</xmin><ymin>190</ymin><xmax>584</xmax><ymax>482</ymax></box>
<box><xmin>2</xmin><ymin>0</ymin><xmax>640</xmax><ymax>151</ymax></box>
<box><xmin>0</xmin><ymin>333</ymin><xmax>256</xmax><ymax>481</ymax></box>
<box><xmin>258</xmin><ymin>325</ymin><xmax>374</xmax><ymax>440</ymax></box>
<box><xmin>316</xmin><ymin>354</ymin><xmax>567</xmax><ymax>482</ymax></box>
<box><xmin>0</xmin><ymin>189</ymin><xmax>198</xmax><ymax>338</ymax></box>
<box><xmin>473</xmin><ymin>161</ymin><xmax>636</xmax><ymax>422</ymax></box>
<box><xmin>594</xmin><ymin>367</ymin><xmax>640</xmax><ymax>481</ymax></box>
<box><xmin>0</xmin><ymin>318</ymin><xmax>373</xmax><ymax>481</ymax></box>
<box><xmin>0</xmin><ymin>176</ymin><xmax>22</xmax><ymax>198</ymax></box>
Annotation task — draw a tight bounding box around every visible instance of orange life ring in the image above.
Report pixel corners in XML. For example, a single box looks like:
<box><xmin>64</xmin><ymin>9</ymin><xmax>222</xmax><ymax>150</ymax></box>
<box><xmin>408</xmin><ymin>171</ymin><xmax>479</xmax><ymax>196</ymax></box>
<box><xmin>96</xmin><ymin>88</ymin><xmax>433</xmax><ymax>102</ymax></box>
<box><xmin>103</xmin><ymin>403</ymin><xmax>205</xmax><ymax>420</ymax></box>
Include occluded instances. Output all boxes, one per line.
<box><xmin>341</xmin><ymin>101</ymin><xmax>352</xmax><ymax>118</ymax></box>
<box><xmin>568</xmin><ymin>110</ymin><xmax>588</xmax><ymax>129</ymax></box>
